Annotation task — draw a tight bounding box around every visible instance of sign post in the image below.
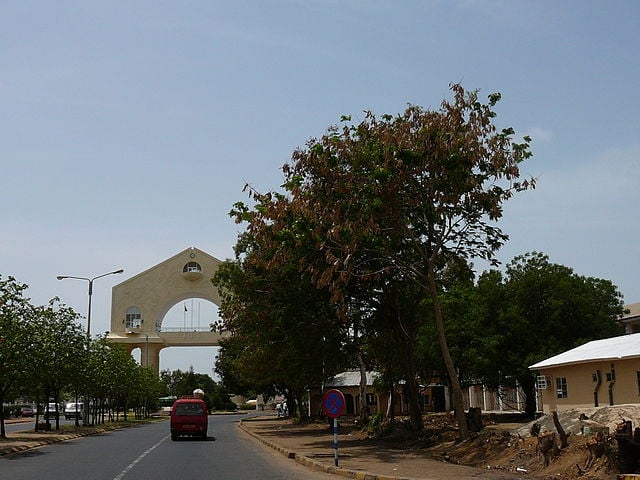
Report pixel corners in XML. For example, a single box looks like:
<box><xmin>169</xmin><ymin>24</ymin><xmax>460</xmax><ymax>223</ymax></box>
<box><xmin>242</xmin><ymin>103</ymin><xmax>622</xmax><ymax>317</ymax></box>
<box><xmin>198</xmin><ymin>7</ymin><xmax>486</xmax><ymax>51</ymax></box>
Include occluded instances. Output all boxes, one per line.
<box><xmin>322</xmin><ymin>389</ymin><xmax>346</xmax><ymax>467</ymax></box>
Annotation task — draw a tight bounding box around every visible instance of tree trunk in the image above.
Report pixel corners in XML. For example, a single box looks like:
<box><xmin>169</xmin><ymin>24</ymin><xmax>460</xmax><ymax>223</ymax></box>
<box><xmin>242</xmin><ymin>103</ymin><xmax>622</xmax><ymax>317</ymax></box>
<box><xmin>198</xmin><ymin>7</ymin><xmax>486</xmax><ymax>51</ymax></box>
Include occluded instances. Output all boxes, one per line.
<box><xmin>0</xmin><ymin>390</ymin><xmax>6</xmax><ymax>438</ymax></box>
<box><xmin>426</xmin><ymin>266</ymin><xmax>470</xmax><ymax>440</ymax></box>
<box><xmin>386</xmin><ymin>386</ymin><xmax>395</xmax><ymax>422</ymax></box>
<box><xmin>357</xmin><ymin>354</ymin><xmax>369</xmax><ymax>425</ymax></box>
<box><xmin>552</xmin><ymin>410</ymin><xmax>569</xmax><ymax>448</ymax></box>
<box><xmin>404</xmin><ymin>376</ymin><xmax>424</xmax><ymax>431</ymax></box>
<box><xmin>398</xmin><ymin>340</ymin><xmax>423</xmax><ymax>431</ymax></box>
<box><xmin>519</xmin><ymin>375</ymin><xmax>537</xmax><ymax>418</ymax></box>
<box><xmin>467</xmin><ymin>407</ymin><xmax>483</xmax><ymax>433</ymax></box>
<box><xmin>392</xmin><ymin>316</ymin><xmax>423</xmax><ymax>431</ymax></box>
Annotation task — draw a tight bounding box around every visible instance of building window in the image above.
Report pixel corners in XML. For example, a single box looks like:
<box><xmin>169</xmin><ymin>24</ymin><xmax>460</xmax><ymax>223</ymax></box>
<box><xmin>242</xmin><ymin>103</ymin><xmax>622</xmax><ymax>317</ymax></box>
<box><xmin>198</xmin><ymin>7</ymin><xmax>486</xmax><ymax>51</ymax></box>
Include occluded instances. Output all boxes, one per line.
<box><xmin>183</xmin><ymin>262</ymin><xmax>202</xmax><ymax>273</ymax></box>
<box><xmin>125</xmin><ymin>307</ymin><xmax>142</xmax><ymax>329</ymax></box>
<box><xmin>365</xmin><ymin>393</ymin><xmax>377</xmax><ymax>406</ymax></box>
<box><xmin>556</xmin><ymin>377</ymin><xmax>568</xmax><ymax>399</ymax></box>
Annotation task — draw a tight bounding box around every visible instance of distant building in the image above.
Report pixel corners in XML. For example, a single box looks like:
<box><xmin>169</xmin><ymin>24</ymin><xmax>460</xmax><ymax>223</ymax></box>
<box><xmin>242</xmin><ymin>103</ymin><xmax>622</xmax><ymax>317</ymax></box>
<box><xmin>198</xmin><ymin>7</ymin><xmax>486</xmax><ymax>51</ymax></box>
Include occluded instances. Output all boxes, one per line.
<box><xmin>308</xmin><ymin>371</ymin><xmax>385</xmax><ymax>418</ymax></box>
<box><xmin>621</xmin><ymin>302</ymin><xmax>640</xmax><ymax>333</ymax></box>
<box><xmin>307</xmin><ymin>370</ymin><xmax>524</xmax><ymax>418</ymax></box>
<box><xmin>530</xmin><ymin>324</ymin><xmax>640</xmax><ymax>414</ymax></box>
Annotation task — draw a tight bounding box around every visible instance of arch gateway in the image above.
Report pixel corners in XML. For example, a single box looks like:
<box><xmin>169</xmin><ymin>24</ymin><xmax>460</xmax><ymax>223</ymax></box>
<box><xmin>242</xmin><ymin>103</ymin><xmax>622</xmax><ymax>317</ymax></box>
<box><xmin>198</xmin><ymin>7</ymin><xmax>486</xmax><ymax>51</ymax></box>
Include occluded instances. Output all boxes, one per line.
<box><xmin>107</xmin><ymin>247</ymin><xmax>229</xmax><ymax>374</ymax></box>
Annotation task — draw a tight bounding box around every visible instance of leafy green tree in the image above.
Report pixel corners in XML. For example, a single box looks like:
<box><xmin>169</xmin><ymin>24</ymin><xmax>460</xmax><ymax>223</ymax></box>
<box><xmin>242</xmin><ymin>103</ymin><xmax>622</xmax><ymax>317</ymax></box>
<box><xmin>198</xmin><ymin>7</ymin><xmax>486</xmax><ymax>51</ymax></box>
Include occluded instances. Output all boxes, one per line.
<box><xmin>213</xmin><ymin>226</ymin><xmax>349</xmax><ymax>419</ymax></box>
<box><xmin>128</xmin><ymin>364</ymin><xmax>163</xmax><ymax>419</ymax></box>
<box><xmin>362</xmin><ymin>279</ymin><xmax>431</xmax><ymax>428</ymax></box>
<box><xmin>0</xmin><ymin>276</ymin><xmax>34</xmax><ymax>437</ymax></box>
<box><xmin>471</xmin><ymin>252</ymin><xmax>624</xmax><ymax>415</ymax></box>
<box><xmin>84</xmin><ymin>336</ymin><xmax>112</xmax><ymax>423</ymax></box>
<box><xmin>418</xmin><ymin>252</ymin><xmax>625</xmax><ymax>417</ymax></box>
<box><xmin>158</xmin><ymin>368</ymin><xmax>232</xmax><ymax>411</ymax></box>
<box><xmin>207</xmin><ymin>383</ymin><xmax>237</xmax><ymax>411</ymax></box>
<box><xmin>100</xmin><ymin>340</ymin><xmax>141</xmax><ymax>422</ymax></box>
<box><xmin>29</xmin><ymin>298</ymin><xmax>86</xmax><ymax>430</ymax></box>
<box><xmin>276</xmin><ymin>84</ymin><xmax>533</xmax><ymax>437</ymax></box>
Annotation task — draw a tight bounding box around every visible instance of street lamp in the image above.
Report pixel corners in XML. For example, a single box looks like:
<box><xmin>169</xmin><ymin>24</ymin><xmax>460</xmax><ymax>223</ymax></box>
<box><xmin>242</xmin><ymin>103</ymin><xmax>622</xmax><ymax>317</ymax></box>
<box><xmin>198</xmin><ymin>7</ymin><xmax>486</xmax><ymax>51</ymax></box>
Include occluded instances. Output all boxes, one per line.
<box><xmin>56</xmin><ymin>268</ymin><xmax>124</xmax><ymax>427</ymax></box>
<box><xmin>56</xmin><ymin>269</ymin><xmax>124</xmax><ymax>338</ymax></box>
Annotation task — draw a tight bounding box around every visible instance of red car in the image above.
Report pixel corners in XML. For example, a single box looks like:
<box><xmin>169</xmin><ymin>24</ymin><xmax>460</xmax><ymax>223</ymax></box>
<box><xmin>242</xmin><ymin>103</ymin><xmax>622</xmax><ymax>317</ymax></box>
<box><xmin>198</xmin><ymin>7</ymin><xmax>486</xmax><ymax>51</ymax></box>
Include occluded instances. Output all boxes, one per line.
<box><xmin>16</xmin><ymin>406</ymin><xmax>34</xmax><ymax>417</ymax></box>
<box><xmin>170</xmin><ymin>397</ymin><xmax>208</xmax><ymax>440</ymax></box>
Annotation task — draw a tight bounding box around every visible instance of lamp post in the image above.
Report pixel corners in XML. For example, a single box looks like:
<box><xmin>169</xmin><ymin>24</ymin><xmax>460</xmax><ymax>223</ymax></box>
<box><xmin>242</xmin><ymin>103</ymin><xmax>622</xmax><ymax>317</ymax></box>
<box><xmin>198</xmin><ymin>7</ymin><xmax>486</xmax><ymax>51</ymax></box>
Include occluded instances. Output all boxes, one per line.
<box><xmin>56</xmin><ymin>269</ymin><xmax>124</xmax><ymax>338</ymax></box>
<box><xmin>56</xmin><ymin>268</ymin><xmax>124</xmax><ymax>425</ymax></box>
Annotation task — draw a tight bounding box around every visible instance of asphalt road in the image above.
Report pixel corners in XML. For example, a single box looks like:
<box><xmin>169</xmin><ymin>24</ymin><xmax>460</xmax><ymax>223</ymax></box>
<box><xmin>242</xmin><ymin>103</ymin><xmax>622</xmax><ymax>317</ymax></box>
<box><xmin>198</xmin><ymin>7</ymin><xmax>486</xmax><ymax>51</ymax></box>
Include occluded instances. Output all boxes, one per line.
<box><xmin>1</xmin><ymin>415</ymin><xmax>338</xmax><ymax>480</ymax></box>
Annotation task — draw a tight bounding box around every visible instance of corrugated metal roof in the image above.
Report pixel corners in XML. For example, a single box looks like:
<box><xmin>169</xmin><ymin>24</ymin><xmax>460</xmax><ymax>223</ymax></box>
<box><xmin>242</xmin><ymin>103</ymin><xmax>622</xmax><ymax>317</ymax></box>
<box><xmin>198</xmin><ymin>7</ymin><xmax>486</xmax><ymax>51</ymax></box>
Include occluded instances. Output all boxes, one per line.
<box><xmin>324</xmin><ymin>371</ymin><xmax>379</xmax><ymax>387</ymax></box>
<box><xmin>529</xmin><ymin>332</ymin><xmax>640</xmax><ymax>370</ymax></box>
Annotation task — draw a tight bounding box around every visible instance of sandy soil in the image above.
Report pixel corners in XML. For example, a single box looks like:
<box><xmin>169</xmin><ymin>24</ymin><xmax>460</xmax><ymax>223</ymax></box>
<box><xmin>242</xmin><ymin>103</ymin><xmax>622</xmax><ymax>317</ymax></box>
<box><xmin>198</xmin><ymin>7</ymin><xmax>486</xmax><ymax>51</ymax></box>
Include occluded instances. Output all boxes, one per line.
<box><xmin>242</xmin><ymin>405</ymin><xmax>640</xmax><ymax>480</ymax></box>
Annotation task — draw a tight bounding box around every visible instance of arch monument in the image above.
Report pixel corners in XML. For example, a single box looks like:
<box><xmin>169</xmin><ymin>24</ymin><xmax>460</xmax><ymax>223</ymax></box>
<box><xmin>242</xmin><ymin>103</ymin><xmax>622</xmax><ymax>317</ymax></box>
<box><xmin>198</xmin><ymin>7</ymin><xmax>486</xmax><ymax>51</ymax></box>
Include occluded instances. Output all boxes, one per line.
<box><xmin>107</xmin><ymin>247</ymin><xmax>229</xmax><ymax>374</ymax></box>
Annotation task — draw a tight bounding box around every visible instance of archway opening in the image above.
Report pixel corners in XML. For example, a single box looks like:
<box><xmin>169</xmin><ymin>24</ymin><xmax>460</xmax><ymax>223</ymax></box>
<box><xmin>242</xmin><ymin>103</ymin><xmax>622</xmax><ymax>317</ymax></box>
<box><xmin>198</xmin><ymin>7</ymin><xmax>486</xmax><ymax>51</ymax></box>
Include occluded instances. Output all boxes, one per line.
<box><xmin>160</xmin><ymin>298</ymin><xmax>221</xmax><ymax>332</ymax></box>
<box><xmin>158</xmin><ymin>299</ymin><xmax>222</xmax><ymax>376</ymax></box>
<box><xmin>159</xmin><ymin>346</ymin><xmax>220</xmax><ymax>377</ymax></box>
<box><xmin>131</xmin><ymin>346</ymin><xmax>142</xmax><ymax>364</ymax></box>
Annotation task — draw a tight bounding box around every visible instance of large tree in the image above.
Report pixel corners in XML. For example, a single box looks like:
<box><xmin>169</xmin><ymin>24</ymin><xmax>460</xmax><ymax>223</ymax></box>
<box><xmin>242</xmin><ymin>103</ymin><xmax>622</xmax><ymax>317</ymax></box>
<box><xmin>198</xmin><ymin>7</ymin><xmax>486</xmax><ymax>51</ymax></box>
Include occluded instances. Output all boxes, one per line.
<box><xmin>279</xmin><ymin>84</ymin><xmax>534</xmax><ymax>437</ymax></box>
<box><xmin>0</xmin><ymin>276</ymin><xmax>33</xmax><ymax>437</ymax></box>
<box><xmin>29</xmin><ymin>298</ymin><xmax>86</xmax><ymax>429</ymax></box>
<box><xmin>213</xmin><ymin>223</ymin><xmax>349</xmax><ymax>419</ymax></box>
<box><xmin>472</xmin><ymin>252</ymin><xmax>625</xmax><ymax>415</ymax></box>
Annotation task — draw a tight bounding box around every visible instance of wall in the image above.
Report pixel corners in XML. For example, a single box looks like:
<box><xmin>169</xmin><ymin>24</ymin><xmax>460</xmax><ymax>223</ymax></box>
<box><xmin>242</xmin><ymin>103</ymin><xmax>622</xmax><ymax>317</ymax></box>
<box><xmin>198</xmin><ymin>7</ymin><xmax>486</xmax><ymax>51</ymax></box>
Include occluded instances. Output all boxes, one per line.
<box><xmin>536</xmin><ymin>358</ymin><xmax>640</xmax><ymax>414</ymax></box>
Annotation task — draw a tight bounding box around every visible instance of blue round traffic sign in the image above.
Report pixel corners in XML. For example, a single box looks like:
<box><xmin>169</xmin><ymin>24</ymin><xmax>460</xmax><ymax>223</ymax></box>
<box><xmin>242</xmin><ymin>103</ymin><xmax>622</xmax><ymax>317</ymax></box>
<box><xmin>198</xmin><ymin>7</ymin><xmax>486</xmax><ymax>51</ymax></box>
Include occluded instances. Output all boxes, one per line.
<box><xmin>323</xmin><ymin>389</ymin><xmax>346</xmax><ymax>418</ymax></box>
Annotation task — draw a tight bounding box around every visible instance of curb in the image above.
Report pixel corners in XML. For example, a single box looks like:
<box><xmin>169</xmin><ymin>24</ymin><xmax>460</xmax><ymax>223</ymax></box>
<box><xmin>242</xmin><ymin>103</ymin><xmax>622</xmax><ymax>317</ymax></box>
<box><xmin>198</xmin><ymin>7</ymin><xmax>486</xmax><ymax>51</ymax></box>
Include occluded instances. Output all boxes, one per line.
<box><xmin>0</xmin><ymin>429</ymin><xmax>104</xmax><ymax>456</ymax></box>
<box><xmin>0</xmin><ymin>422</ymin><xmax>149</xmax><ymax>457</ymax></box>
<box><xmin>237</xmin><ymin>419</ymin><xmax>416</xmax><ymax>480</ymax></box>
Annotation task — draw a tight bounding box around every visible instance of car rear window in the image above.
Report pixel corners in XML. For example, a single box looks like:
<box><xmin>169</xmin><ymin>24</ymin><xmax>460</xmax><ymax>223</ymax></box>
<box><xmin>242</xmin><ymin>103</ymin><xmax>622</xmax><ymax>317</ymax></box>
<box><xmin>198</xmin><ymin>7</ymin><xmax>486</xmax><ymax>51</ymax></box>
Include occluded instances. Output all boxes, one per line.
<box><xmin>174</xmin><ymin>402</ymin><xmax>204</xmax><ymax>416</ymax></box>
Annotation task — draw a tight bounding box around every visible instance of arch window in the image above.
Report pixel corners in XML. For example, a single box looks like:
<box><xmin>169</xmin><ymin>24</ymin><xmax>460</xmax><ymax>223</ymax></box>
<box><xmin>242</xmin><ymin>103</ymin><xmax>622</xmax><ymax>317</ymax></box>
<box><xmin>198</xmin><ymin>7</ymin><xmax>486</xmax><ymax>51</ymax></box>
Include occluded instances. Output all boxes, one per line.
<box><xmin>183</xmin><ymin>262</ymin><xmax>202</xmax><ymax>273</ymax></box>
<box><xmin>125</xmin><ymin>307</ymin><xmax>142</xmax><ymax>329</ymax></box>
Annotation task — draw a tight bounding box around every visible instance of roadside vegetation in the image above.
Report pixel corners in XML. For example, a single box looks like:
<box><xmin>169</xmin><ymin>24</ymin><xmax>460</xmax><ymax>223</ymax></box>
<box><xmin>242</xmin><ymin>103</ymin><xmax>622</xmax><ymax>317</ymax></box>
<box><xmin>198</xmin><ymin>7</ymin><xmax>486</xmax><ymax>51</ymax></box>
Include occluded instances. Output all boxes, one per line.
<box><xmin>0</xmin><ymin>276</ymin><xmax>235</xmax><ymax>438</ymax></box>
<box><xmin>0</xmin><ymin>274</ymin><xmax>165</xmax><ymax>437</ymax></box>
<box><xmin>212</xmin><ymin>84</ymin><xmax>625</xmax><ymax>438</ymax></box>
<box><xmin>158</xmin><ymin>367</ymin><xmax>236</xmax><ymax>412</ymax></box>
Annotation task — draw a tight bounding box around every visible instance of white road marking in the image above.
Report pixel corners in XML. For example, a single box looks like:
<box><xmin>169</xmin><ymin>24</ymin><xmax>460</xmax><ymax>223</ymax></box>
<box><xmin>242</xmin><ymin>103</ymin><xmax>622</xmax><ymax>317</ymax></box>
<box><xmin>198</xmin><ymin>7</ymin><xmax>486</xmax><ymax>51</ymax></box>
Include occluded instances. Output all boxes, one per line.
<box><xmin>112</xmin><ymin>435</ymin><xmax>170</xmax><ymax>480</ymax></box>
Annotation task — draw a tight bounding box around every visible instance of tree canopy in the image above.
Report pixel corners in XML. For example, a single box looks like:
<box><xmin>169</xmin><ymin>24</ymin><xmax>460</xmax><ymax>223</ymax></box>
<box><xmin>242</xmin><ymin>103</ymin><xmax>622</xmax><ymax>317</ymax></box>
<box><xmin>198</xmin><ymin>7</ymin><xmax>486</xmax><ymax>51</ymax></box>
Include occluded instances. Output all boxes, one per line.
<box><xmin>212</xmin><ymin>226</ymin><xmax>349</xmax><ymax>418</ymax></box>
<box><xmin>213</xmin><ymin>85</ymin><xmax>625</xmax><ymax>438</ymax></box>
<box><xmin>217</xmin><ymin>84</ymin><xmax>535</xmax><ymax>437</ymax></box>
<box><xmin>283</xmin><ymin>84</ymin><xmax>534</xmax><ymax>436</ymax></box>
<box><xmin>0</xmin><ymin>274</ymin><xmax>164</xmax><ymax>435</ymax></box>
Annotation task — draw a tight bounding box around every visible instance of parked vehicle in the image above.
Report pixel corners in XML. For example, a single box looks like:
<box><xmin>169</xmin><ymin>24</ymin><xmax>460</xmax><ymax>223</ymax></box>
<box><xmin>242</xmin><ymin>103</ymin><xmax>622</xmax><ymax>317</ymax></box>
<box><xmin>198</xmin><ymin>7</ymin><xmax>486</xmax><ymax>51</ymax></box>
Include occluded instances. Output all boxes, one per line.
<box><xmin>15</xmin><ymin>405</ymin><xmax>34</xmax><ymax>417</ymax></box>
<box><xmin>44</xmin><ymin>402</ymin><xmax>59</xmax><ymax>420</ymax></box>
<box><xmin>64</xmin><ymin>402</ymin><xmax>83</xmax><ymax>420</ymax></box>
<box><xmin>170</xmin><ymin>397</ymin><xmax>208</xmax><ymax>440</ymax></box>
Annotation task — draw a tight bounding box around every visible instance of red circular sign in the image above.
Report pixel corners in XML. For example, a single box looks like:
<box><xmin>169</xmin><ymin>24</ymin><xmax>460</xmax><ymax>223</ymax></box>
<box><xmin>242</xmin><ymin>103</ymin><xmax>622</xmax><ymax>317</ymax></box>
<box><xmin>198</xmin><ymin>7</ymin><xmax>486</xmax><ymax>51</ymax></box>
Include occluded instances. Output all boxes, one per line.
<box><xmin>323</xmin><ymin>389</ymin><xmax>346</xmax><ymax>418</ymax></box>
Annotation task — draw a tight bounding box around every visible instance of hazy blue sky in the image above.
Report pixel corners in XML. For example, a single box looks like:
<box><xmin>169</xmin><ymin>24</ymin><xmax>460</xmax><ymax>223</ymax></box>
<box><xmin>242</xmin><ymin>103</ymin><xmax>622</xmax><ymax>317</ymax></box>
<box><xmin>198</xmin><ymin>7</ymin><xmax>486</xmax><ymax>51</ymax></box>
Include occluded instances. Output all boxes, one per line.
<box><xmin>2</xmin><ymin>1</ymin><xmax>639</xmax><ymax>375</ymax></box>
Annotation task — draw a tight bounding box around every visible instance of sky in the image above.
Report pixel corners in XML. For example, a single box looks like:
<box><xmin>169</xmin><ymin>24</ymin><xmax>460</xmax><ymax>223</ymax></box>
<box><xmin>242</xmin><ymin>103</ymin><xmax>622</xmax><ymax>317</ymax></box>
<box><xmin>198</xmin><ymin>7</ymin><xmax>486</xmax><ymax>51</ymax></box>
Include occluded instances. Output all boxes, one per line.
<box><xmin>2</xmin><ymin>1</ymin><xmax>639</xmax><ymax>376</ymax></box>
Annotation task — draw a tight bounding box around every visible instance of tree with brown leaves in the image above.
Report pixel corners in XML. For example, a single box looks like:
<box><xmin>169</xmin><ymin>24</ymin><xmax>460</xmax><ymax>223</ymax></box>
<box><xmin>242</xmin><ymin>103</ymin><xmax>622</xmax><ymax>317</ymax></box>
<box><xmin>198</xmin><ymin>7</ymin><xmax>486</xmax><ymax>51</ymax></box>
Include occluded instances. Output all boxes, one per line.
<box><xmin>279</xmin><ymin>84</ymin><xmax>534</xmax><ymax>438</ymax></box>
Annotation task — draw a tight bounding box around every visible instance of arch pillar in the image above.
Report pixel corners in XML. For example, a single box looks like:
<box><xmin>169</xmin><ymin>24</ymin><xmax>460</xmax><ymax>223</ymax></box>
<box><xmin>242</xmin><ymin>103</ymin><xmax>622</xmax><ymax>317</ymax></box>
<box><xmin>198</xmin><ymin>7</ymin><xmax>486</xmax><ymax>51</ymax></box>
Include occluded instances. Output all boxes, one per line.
<box><xmin>140</xmin><ymin>343</ymin><xmax>164</xmax><ymax>373</ymax></box>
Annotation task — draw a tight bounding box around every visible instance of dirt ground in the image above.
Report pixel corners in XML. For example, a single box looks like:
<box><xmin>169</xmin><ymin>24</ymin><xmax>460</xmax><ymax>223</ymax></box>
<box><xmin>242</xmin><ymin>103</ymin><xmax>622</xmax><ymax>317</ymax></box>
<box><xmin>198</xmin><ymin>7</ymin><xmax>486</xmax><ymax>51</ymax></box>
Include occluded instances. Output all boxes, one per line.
<box><xmin>241</xmin><ymin>405</ymin><xmax>640</xmax><ymax>480</ymax></box>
